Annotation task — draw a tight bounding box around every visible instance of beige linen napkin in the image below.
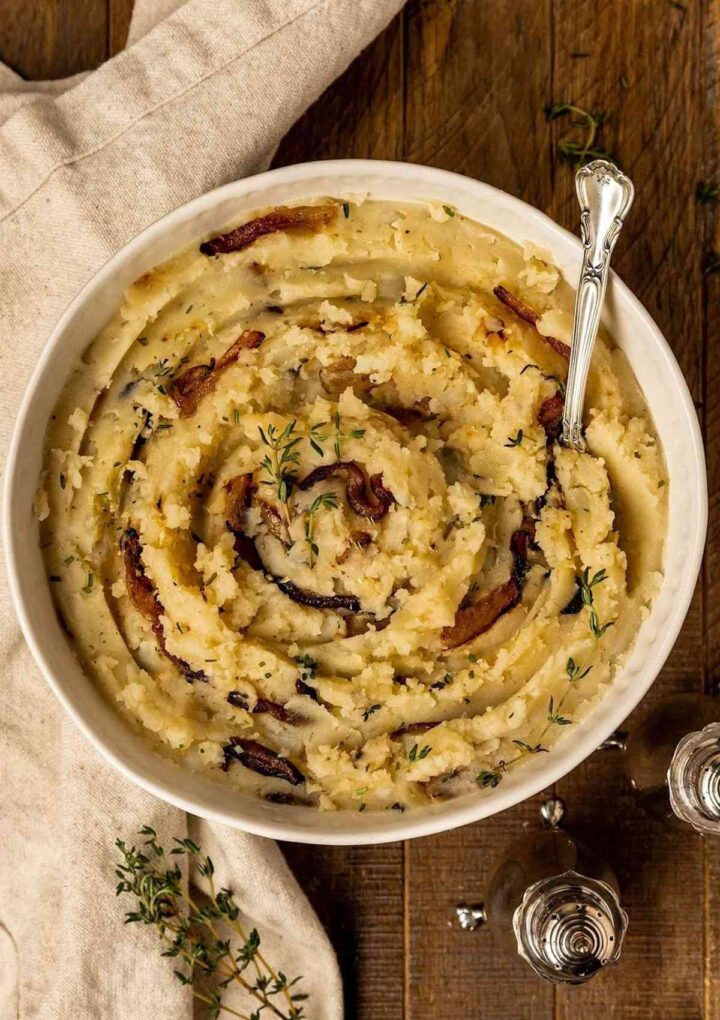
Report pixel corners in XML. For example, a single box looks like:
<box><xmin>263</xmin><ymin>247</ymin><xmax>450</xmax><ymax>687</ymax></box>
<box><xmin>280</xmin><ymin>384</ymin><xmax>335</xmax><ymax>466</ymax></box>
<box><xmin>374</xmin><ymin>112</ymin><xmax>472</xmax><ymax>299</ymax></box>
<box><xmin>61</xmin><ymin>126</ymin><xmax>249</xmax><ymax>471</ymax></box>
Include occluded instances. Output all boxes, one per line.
<box><xmin>0</xmin><ymin>1</ymin><xmax>404</xmax><ymax>1017</ymax></box>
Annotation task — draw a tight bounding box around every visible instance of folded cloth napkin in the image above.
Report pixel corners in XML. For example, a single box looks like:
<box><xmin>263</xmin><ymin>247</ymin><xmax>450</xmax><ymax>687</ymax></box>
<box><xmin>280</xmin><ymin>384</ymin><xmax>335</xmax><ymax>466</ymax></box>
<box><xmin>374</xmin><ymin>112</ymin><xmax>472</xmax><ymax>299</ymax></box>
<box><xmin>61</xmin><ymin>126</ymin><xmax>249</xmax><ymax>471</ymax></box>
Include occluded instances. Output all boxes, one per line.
<box><xmin>0</xmin><ymin>2</ymin><xmax>404</xmax><ymax>1017</ymax></box>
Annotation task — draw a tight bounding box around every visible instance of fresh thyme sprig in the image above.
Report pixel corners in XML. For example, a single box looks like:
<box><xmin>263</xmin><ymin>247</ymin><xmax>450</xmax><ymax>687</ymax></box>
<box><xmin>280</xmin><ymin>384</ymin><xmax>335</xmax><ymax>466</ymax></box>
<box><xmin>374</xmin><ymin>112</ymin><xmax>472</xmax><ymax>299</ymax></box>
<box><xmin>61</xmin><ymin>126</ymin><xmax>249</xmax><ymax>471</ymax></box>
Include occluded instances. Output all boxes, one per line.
<box><xmin>258</xmin><ymin>421</ymin><xmax>302</xmax><ymax>518</ymax></box>
<box><xmin>512</xmin><ymin>739</ymin><xmax>549</xmax><ymax>755</ymax></box>
<box><xmin>477</xmin><ymin>769</ymin><xmax>502</xmax><ymax>788</ymax></box>
<box><xmin>332</xmin><ymin>411</ymin><xmax>366</xmax><ymax>460</ymax></box>
<box><xmin>545</xmin><ymin>103</ymin><xmax>613</xmax><ymax>168</ymax></box>
<box><xmin>578</xmin><ymin>566</ymin><xmax>613</xmax><ymax>638</ymax></box>
<box><xmin>115</xmin><ymin>827</ymin><xmax>307</xmax><ymax>1020</ymax></box>
<box><xmin>295</xmin><ymin>654</ymin><xmax>318</xmax><ymax>683</ymax></box>
<box><xmin>475</xmin><ymin>651</ymin><xmax>595</xmax><ymax>789</ymax></box>
<box><xmin>303</xmin><ymin>491</ymin><xmax>339</xmax><ymax>566</ymax></box>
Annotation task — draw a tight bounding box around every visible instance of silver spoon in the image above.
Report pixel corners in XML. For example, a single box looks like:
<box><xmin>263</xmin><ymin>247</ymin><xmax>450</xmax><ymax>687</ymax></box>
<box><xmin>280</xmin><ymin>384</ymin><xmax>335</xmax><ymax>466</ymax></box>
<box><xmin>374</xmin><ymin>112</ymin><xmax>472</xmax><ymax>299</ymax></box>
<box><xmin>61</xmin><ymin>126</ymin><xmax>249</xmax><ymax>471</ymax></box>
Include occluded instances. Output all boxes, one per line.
<box><xmin>561</xmin><ymin>160</ymin><xmax>634</xmax><ymax>450</ymax></box>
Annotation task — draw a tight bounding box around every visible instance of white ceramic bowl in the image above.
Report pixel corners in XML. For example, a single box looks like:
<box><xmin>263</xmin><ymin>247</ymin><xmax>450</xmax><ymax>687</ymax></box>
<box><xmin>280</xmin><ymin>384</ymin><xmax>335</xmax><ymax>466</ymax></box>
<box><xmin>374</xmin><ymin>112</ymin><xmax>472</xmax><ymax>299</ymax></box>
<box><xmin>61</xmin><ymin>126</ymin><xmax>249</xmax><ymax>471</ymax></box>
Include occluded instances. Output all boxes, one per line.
<box><xmin>3</xmin><ymin>160</ymin><xmax>706</xmax><ymax>845</ymax></box>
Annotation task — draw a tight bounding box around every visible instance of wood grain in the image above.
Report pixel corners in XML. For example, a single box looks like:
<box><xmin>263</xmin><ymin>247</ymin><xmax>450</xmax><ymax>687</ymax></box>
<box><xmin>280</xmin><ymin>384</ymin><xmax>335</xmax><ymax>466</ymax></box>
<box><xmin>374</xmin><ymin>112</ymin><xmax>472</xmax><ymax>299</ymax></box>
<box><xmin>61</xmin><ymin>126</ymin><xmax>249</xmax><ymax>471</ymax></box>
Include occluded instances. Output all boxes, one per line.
<box><xmin>282</xmin><ymin>842</ymin><xmax>405</xmax><ymax>1020</ymax></box>
<box><xmin>108</xmin><ymin>0</ymin><xmax>134</xmax><ymax>55</ymax></box>
<box><xmin>403</xmin><ymin>0</ymin><xmax>553</xmax><ymax>210</ymax></box>
<box><xmin>274</xmin><ymin>12</ymin><xmax>405</xmax><ymax>165</ymax></box>
<box><xmin>1</xmin><ymin>0</ymin><xmax>719</xmax><ymax>1017</ymax></box>
<box><xmin>0</xmin><ymin>0</ymin><xmax>108</xmax><ymax>79</ymax></box>
<box><xmin>548</xmin><ymin>0</ymin><xmax>704</xmax><ymax>399</ymax></box>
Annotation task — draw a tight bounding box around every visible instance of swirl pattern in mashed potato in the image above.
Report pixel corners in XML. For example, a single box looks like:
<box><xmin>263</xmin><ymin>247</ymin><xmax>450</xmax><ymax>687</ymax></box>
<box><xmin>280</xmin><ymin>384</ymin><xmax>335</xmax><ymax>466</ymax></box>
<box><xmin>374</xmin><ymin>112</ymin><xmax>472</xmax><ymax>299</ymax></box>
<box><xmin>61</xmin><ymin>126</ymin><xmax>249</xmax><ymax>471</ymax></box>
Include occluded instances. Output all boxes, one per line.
<box><xmin>38</xmin><ymin>199</ymin><xmax>667</xmax><ymax>810</ymax></box>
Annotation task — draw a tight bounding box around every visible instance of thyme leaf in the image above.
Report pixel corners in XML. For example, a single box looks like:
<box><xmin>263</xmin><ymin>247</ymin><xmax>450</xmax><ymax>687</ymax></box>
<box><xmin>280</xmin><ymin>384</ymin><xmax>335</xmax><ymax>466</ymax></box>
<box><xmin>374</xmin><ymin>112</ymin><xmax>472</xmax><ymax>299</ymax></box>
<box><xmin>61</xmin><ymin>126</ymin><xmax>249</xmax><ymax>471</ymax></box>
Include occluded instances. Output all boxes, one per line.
<box><xmin>303</xmin><ymin>491</ymin><xmax>339</xmax><ymax>566</ymax></box>
<box><xmin>332</xmin><ymin>412</ymin><xmax>366</xmax><ymax>460</ymax></box>
<box><xmin>477</xmin><ymin>769</ymin><xmax>502</xmax><ymax>788</ymax></box>
<box><xmin>547</xmin><ymin>695</ymin><xmax>572</xmax><ymax>726</ymax></box>
<box><xmin>512</xmin><ymin>739</ymin><xmax>549</xmax><ymax>754</ymax></box>
<box><xmin>566</xmin><ymin>657</ymin><xmax>592</xmax><ymax>682</ymax></box>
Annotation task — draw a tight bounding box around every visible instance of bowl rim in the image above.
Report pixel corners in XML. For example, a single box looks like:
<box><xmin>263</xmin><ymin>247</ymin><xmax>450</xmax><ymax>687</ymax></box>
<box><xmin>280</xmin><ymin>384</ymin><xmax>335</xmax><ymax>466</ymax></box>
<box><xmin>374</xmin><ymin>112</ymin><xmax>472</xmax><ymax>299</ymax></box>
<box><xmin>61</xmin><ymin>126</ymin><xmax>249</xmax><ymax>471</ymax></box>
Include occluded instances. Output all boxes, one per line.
<box><xmin>3</xmin><ymin>157</ymin><xmax>707</xmax><ymax>845</ymax></box>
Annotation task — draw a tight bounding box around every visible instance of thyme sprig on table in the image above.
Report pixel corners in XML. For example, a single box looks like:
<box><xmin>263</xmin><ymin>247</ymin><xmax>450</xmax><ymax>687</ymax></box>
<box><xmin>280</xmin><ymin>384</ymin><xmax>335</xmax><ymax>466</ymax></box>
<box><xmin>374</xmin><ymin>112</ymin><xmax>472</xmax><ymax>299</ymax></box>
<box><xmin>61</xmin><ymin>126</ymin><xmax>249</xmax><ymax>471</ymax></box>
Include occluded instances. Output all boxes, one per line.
<box><xmin>545</xmin><ymin>103</ymin><xmax>613</xmax><ymax>167</ymax></box>
<box><xmin>115</xmin><ymin>827</ymin><xmax>307</xmax><ymax>1020</ymax></box>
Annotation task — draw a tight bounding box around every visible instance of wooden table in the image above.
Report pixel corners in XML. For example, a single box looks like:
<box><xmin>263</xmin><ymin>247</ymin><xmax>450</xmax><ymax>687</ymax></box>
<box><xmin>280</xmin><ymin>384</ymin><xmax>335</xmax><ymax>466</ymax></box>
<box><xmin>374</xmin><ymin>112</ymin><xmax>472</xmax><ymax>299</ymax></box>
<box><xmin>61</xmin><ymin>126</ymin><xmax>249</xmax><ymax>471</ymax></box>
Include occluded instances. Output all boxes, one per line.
<box><xmin>2</xmin><ymin>1</ymin><xmax>719</xmax><ymax>1016</ymax></box>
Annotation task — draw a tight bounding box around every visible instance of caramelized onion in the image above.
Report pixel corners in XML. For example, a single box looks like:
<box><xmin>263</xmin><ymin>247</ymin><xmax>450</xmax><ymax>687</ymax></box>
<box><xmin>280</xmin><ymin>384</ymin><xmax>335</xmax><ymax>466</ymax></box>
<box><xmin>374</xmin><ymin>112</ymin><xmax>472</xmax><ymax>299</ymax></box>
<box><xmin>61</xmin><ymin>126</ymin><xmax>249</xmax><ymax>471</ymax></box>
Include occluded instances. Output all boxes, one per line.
<box><xmin>441</xmin><ymin>576</ymin><xmax>522</xmax><ymax>649</ymax></box>
<box><xmin>296</xmin><ymin>678</ymin><xmax>320</xmax><ymax>702</ymax></box>
<box><xmin>224</xmin><ymin>473</ymin><xmax>263</xmax><ymax>569</ymax></box>
<box><xmin>299</xmin><ymin>461</ymin><xmax>394</xmax><ymax>521</ymax></box>
<box><xmin>225</xmin><ymin>473</ymin><xmax>255</xmax><ymax>531</ymax></box>
<box><xmin>274</xmin><ymin>578</ymin><xmax>361</xmax><ymax>613</ymax></box>
<box><xmin>221</xmin><ymin>737</ymin><xmax>304</xmax><ymax>784</ymax></box>
<box><xmin>537</xmin><ymin>392</ymin><xmax>565</xmax><ymax>440</ymax></box>
<box><xmin>169</xmin><ymin>330</ymin><xmax>265</xmax><ymax>416</ymax></box>
<box><xmin>510</xmin><ymin>518</ymin><xmax>536</xmax><ymax>564</ymax></box>
<box><xmin>121</xmin><ymin>528</ymin><xmax>207</xmax><ymax>682</ymax></box>
<box><xmin>443</xmin><ymin>520</ymin><xmax>534</xmax><ymax>650</ymax></box>
<box><xmin>493</xmin><ymin>285</ymin><xmax>570</xmax><ymax>361</ymax></box>
<box><xmin>227</xmin><ymin>691</ymin><xmax>299</xmax><ymax>723</ymax></box>
<box><xmin>253</xmin><ymin>698</ymin><xmax>293</xmax><ymax>723</ymax></box>
<box><xmin>200</xmin><ymin>205</ymin><xmax>337</xmax><ymax>256</ymax></box>
<box><xmin>510</xmin><ymin>518</ymin><xmax>536</xmax><ymax>584</ymax></box>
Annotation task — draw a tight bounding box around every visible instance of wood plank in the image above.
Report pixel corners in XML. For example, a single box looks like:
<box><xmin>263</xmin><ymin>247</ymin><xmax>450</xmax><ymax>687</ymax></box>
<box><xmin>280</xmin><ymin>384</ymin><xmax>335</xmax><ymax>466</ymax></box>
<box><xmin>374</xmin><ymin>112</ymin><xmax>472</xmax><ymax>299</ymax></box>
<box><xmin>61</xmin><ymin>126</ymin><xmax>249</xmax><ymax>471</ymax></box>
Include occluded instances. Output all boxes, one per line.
<box><xmin>282</xmin><ymin>842</ymin><xmax>405</xmax><ymax>1020</ymax></box>
<box><xmin>550</xmin><ymin>2</ymin><xmax>706</xmax><ymax>1017</ymax></box>
<box><xmin>108</xmin><ymin>0</ymin><xmax>134</xmax><ymax>55</ymax></box>
<box><xmin>403</xmin><ymin>0</ymin><xmax>553</xmax><ymax>210</ymax></box>
<box><xmin>273</xmin><ymin>12</ymin><xmax>405</xmax><ymax>165</ymax></box>
<box><xmin>402</xmin><ymin>2</ymin><xmax>554</xmax><ymax>1017</ymax></box>
<box><xmin>0</xmin><ymin>0</ymin><xmax>107</xmax><ymax>79</ymax></box>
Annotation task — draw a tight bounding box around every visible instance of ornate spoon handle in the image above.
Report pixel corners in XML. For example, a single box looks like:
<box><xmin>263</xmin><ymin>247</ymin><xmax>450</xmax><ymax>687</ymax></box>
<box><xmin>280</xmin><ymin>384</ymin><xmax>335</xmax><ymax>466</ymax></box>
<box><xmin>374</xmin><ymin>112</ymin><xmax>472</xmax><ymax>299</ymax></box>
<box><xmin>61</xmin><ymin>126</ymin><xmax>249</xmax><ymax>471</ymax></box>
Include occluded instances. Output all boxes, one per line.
<box><xmin>561</xmin><ymin>160</ymin><xmax>634</xmax><ymax>450</ymax></box>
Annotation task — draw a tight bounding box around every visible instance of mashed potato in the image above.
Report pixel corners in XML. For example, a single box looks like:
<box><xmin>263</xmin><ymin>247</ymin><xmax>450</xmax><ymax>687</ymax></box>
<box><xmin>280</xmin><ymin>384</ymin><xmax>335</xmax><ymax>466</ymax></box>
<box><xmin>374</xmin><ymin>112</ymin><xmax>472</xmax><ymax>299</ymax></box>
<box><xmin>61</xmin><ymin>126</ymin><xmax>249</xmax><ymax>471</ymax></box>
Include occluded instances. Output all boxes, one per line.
<box><xmin>38</xmin><ymin>198</ymin><xmax>667</xmax><ymax>811</ymax></box>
